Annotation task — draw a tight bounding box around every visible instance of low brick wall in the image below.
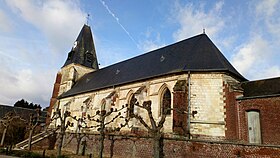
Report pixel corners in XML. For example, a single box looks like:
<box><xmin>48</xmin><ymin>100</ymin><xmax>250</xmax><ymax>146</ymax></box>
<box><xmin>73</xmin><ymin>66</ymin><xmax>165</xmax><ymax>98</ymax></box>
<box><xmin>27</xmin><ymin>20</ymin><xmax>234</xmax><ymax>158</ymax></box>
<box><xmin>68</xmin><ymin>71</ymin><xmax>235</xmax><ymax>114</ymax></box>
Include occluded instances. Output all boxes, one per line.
<box><xmin>59</xmin><ymin>133</ymin><xmax>280</xmax><ymax>158</ymax></box>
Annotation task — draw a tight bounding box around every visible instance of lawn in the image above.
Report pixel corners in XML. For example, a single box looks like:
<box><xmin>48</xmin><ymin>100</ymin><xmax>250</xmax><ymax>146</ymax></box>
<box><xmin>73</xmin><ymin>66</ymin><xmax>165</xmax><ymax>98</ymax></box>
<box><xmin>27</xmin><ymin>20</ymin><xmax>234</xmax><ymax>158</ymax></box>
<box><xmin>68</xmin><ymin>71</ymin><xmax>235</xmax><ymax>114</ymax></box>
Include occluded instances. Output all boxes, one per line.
<box><xmin>0</xmin><ymin>148</ymin><xmax>94</xmax><ymax>158</ymax></box>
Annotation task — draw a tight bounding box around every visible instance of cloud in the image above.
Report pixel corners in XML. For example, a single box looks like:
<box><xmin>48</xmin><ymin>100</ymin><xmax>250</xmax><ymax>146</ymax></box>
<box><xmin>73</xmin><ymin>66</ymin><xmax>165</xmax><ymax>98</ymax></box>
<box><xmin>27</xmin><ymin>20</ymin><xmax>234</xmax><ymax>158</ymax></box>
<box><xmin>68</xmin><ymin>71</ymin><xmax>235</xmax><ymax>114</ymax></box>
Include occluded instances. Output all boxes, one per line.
<box><xmin>0</xmin><ymin>0</ymin><xmax>86</xmax><ymax>106</ymax></box>
<box><xmin>5</xmin><ymin>0</ymin><xmax>86</xmax><ymax>53</ymax></box>
<box><xmin>255</xmin><ymin>0</ymin><xmax>280</xmax><ymax>38</ymax></box>
<box><xmin>231</xmin><ymin>0</ymin><xmax>280</xmax><ymax>80</ymax></box>
<box><xmin>0</xmin><ymin>9</ymin><xmax>13</xmax><ymax>33</ymax></box>
<box><xmin>0</xmin><ymin>0</ymin><xmax>87</xmax><ymax>107</ymax></box>
<box><xmin>255</xmin><ymin>0</ymin><xmax>278</xmax><ymax>17</ymax></box>
<box><xmin>0</xmin><ymin>47</ymin><xmax>56</xmax><ymax>106</ymax></box>
<box><xmin>231</xmin><ymin>35</ymin><xmax>270</xmax><ymax>76</ymax></box>
<box><xmin>172</xmin><ymin>1</ymin><xmax>225</xmax><ymax>41</ymax></box>
<box><xmin>138</xmin><ymin>28</ymin><xmax>165</xmax><ymax>52</ymax></box>
<box><xmin>254</xmin><ymin>66</ymin><xmax>280</xmax><ymax>80</ymax></box>
<box><xmin>0</xmin><ymin>36</ymin><xmax>57</xmax><ymax>106</ymax></box>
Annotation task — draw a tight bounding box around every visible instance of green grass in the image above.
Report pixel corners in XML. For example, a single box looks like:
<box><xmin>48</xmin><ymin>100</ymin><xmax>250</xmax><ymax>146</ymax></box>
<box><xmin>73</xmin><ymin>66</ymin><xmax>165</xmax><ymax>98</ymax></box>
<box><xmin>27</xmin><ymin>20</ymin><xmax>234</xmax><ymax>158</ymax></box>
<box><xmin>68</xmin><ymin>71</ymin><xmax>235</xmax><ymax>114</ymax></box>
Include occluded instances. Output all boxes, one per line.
<box><xmin>0</xmin><ymin>148</ymin><xmax>52</xmax><ymax>158</ymax></box>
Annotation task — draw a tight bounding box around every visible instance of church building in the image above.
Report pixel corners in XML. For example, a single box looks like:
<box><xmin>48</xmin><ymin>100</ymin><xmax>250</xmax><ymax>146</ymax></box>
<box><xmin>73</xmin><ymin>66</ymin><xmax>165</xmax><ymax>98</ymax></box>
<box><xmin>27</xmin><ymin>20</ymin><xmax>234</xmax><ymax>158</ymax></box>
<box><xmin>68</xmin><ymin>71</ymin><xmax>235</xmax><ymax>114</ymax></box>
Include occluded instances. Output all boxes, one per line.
<box><xmin>49</xmin><ymin>24</ymin><xmax>246</xmax><ymax>140</ymax></box>
<box><xmin>47</xmin><ymin>24</ymin><xmax>280</xmax><ymax>157</ymax></box>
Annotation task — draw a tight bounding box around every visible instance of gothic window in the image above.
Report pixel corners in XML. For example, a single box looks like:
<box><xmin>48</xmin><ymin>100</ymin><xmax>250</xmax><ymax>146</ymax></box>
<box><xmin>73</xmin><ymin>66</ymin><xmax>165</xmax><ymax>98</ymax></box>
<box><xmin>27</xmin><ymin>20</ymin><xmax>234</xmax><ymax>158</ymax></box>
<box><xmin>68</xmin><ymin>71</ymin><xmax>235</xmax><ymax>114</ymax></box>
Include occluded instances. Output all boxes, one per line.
<box><xmin>81</xmin><ymin>106</ymin><xmax>86</xmax><ymax>117</ymax></box>
<box><xmin>128</xmin><ymin>94</ymin><xmax>135</xmax><ymax>117</ymax></box>
<box><xmin>105</xmin><ymin>91</ymin><xmax>118</xmax><ymax>107</ymax></box>
<box><xmin>101</xmin><ymin>99</ymin><xmax>106</xmax><ymax>111</ymax></box>
<box><xmin>161</xmin><ymin>88</ymin><xmax>171</xmax><ymax>115</ymax></box>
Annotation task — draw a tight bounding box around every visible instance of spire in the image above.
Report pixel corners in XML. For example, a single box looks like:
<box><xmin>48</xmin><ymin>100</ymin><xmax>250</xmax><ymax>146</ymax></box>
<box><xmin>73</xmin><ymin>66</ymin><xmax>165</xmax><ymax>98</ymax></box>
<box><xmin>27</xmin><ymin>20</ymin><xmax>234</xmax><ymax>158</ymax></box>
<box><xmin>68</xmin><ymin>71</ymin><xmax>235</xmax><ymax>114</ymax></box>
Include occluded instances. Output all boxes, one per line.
<box><xmin>63</xmin><ymin>25</ymin><xmax>99</xmax><ymax>70</ymax></box>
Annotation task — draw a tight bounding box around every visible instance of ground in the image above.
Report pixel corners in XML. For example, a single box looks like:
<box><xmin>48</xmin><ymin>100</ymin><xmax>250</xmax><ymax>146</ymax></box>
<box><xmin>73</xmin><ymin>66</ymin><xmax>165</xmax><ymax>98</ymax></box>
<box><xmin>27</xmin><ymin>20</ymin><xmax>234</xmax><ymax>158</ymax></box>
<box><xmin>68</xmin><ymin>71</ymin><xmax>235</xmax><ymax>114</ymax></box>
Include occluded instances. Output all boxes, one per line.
<box><xmin>33</xmin><ymin>149</ymin><xmax>89</xmax><ymax>158</ymax></box>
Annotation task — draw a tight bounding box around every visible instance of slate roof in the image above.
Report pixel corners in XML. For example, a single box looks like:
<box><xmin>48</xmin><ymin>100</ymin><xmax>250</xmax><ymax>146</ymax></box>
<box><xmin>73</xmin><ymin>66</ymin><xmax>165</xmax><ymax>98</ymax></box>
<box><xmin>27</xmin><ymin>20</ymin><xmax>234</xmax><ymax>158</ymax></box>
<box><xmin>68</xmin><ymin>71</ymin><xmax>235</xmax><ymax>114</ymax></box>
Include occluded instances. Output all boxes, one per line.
<box><xmin>0</xmin><ymin>105</ymin><xmax>47</xmax><ymax>123</ymax></box>
<box><xmin>241</xmin><ymin>77</ymin><xmax>280</xmax><ymax>98</ymax></box>
<box><xmin>60</xmin><ymin>34</ymin><xmax>246</xmax><ymax>98</ymax></box>
<box><xmin>63</xmin><ymin>25</ymin><xmax>99</xmax><ymax>69</ymax></box>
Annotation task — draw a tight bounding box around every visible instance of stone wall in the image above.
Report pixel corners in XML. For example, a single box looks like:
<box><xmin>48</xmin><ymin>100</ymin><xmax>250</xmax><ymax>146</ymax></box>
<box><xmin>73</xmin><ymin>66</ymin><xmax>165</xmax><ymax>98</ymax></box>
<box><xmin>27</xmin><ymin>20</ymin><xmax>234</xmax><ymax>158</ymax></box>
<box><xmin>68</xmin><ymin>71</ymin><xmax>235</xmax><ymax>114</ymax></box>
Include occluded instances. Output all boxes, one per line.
<box><xmin>189</xmin><ymin>74</ymin><xmax>225</xmax><ymax>138</ymax></box>
<box><xmin>59</xmin><ymin>63</ymin><xmax>95</xmax><ymax>96</ymax></box>
<box><xmin>50</xmin><ymin>73</ymin><xmax>240</xmax><ymax>139</ymax></box>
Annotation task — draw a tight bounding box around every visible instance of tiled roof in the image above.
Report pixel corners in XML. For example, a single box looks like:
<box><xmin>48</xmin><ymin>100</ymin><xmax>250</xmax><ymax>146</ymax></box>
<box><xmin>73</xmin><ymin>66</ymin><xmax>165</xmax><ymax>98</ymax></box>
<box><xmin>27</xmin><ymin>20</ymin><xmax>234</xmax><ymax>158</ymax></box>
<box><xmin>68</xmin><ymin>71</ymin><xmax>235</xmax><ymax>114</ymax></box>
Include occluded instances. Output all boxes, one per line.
<box><xmin>60</xmin><ymin>34</ymin><xmax>246</xmax><ymax>98</ymax></box>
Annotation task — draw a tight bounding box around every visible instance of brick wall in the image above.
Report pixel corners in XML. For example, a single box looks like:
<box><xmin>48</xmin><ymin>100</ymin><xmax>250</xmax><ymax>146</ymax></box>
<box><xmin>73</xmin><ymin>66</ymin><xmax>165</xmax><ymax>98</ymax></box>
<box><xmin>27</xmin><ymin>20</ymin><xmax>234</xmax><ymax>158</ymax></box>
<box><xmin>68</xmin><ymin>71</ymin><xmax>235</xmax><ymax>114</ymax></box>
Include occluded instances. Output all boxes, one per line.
<box><xmin>238</xmin><ymin>96</ymin><xmax>280</xmax><ymax>145</ymax></box>
<box><xmin>58</xmin><ymin>133</ymin><xmax>280</xmax><ymax>158</ymax></box>
<box><xmin>223</xmin><ymin>81</ymin><xmax>242</xmax><ymax>141</ymax></box>
<box><xmin>47</xmin><ymin>72</ymin><xmax>62</xmax><ymax>124</ymax></box>
<box><xmin>173</xmin><ymin>80</ymin><xmax>188</xmax><ymax>136</ymax></box>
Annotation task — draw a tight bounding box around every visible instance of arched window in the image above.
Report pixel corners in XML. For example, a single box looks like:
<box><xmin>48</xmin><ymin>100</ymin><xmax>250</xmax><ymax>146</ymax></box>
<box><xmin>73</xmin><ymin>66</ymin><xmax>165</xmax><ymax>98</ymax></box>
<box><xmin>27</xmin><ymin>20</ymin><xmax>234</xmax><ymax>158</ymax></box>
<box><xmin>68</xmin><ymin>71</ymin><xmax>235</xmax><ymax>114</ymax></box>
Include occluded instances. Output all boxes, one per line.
<box><xmin>128</xmin><ymin>94</ymin><xmax>135</xmax><ymax>117</ymax></box>
<box><xmin>161</xmin><ymin>88</ymin><xmax>171</xmax><ymax>115</ymax></box>
<box><xmin>101</xmin><ymin>99</ymin><xmax>106</xmax><ymax>111</ymax></box>
<box><xmin>86</xmin><ymin>52</ymin><xmax>93</xmax><ymax>63</ymax></box>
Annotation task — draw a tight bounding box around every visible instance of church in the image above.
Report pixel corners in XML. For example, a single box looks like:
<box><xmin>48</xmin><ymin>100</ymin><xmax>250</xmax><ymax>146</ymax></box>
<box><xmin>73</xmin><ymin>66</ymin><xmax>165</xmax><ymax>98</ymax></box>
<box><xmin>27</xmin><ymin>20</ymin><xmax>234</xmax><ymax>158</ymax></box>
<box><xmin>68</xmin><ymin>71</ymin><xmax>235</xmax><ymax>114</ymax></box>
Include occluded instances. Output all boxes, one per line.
<box><xmin>47</xmin><ymin>24</ymin><xmax>280</xmax><ymax>157</ymax></box>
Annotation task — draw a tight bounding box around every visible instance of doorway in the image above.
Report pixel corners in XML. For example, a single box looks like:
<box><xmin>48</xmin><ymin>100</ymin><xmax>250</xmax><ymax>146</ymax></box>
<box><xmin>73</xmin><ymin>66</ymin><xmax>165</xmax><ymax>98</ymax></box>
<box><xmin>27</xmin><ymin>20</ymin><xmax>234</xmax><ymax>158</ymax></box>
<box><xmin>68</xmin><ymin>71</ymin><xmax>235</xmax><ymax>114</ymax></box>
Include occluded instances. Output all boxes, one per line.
<box><xmin>247</xmin><ymin>111</ymin><xmax>261</xmax><ymax>143</ymax></box>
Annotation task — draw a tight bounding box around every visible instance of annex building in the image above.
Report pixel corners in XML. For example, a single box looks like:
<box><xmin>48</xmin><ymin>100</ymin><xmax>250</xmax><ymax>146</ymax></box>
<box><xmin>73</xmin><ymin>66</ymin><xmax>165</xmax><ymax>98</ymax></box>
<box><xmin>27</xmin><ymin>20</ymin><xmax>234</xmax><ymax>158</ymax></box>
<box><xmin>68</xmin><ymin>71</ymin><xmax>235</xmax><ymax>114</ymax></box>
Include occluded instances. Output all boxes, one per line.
<box><xmin>46</xmin><ymin>24</ymin><xmax>280</xmax><ymax>157</ymax></box>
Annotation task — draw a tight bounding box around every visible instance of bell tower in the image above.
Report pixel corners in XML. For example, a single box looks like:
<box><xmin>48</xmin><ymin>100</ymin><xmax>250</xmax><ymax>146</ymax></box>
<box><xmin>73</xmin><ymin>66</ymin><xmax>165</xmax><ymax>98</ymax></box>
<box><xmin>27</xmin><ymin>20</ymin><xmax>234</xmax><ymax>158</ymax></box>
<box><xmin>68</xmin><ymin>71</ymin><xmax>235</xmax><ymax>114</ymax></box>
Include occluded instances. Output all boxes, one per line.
<box><xmin>59</xmin><ymin>24</ymin><xmax>99</xmax><ymax>95</ymax></box>
<box><xmin>47</xmin><ymin>24</ymin><xmax>98</xmax><ymax>122</ymax></box>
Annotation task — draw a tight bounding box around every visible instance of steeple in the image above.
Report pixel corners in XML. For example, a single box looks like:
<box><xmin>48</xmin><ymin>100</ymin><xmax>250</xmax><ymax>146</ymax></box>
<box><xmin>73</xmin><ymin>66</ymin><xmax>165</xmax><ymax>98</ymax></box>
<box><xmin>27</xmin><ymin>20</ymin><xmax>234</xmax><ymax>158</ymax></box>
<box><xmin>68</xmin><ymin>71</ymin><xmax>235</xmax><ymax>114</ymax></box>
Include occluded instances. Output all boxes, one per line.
<box><xmin>63</xmin><ymin>24</ymin><xmax>99</xmax><ymax>70</ymax></box>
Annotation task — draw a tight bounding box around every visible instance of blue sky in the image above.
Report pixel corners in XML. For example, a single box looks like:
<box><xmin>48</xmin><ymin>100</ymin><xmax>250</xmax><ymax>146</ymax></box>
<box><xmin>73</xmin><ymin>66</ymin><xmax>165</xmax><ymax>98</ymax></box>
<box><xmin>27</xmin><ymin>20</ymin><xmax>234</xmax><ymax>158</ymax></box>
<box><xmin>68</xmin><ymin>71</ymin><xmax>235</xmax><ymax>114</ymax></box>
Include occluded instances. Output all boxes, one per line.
<box><xmin>0</xmin><ymin>0</ymin><xmax>280</xmax><ymax>107</ymax></box>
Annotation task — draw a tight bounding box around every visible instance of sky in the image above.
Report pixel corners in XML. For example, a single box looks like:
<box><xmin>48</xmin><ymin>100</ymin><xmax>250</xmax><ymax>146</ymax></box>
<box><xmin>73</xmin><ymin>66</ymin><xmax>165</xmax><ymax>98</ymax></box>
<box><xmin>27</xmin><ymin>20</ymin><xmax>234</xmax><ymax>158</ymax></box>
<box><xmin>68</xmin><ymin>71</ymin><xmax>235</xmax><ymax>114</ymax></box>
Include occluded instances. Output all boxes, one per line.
<box><xmin>0</xmin><ymin>0</ymin><xmax>280</xmax><ymax>107</ymax></box>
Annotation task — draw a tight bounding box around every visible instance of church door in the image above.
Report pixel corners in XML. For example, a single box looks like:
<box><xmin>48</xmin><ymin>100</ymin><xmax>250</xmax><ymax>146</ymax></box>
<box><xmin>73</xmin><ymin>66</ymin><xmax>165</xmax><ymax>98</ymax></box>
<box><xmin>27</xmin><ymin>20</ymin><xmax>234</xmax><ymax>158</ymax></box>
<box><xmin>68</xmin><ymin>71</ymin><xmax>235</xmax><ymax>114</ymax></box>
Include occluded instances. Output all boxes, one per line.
<box><xmin>247</xmin><ymin>111</ymin><xmax>261</xmax><ymax>143</ymax></box>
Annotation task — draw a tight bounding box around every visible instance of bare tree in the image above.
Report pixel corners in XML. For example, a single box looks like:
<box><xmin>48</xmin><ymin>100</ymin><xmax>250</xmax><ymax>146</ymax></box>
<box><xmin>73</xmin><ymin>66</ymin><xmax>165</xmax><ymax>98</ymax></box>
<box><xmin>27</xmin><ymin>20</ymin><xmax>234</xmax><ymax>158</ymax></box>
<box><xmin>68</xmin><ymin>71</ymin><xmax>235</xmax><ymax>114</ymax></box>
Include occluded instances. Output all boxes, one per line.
<box><xmin>130</xmin><ymin>99</ymin><xmax>171</xmax><ymax>158</ymax></box>
<box><xmin>0</xmin><ymin>112</ymin><xmax>26</xmax><ymax>146</ymax></box>
<box><xmin>27</xmin><ymin>108</ymin><xmax>41</xmax><ymax>151</ymax></box>
<box><xmin>51</xmin><ymin>108</ymin><xmax>74</xmax><ymax>157</ymax></box>
<box><xmin>74</xmin><ymin>118</ymin><xmax>88</xmax><ymax>155</ymax></box>
<box><xmin>86</xmin><ymin>105</ymin><xmax>128</xmax><ymax>158</ymax></box>
<box><xmin>58</xmin><ymin>120</ymin><xmax>89</xmax><ymax>156</ymax></box>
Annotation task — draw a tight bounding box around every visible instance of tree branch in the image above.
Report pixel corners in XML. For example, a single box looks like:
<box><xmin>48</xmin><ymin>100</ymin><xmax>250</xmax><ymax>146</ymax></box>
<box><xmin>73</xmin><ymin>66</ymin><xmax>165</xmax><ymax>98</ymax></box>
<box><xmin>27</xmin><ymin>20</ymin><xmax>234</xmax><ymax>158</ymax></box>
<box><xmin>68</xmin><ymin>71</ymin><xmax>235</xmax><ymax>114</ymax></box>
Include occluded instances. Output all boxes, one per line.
<box><xmin>131</xmin><ymin>113</ymin><xmax>152</xmax><ymax>132</ymax></box>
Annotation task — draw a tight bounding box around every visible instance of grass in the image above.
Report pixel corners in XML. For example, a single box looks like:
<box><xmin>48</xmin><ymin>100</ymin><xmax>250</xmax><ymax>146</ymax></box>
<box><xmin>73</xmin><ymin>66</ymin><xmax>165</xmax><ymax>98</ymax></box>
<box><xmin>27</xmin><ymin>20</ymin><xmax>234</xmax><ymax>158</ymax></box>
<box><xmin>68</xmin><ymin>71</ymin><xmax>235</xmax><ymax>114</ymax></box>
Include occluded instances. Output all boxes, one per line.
<box><xmin>32</xmin><ymin>149</ymin><xmax>90</xmax><ymax>158</ymax></box>
<box><xmin>0</xmin><ymin>147</ymin><xmax>70</xmax><ymax>158</ymax></box>
<box><xmin>0</xmin><ymin>148</ymin><xmax>111</xmax><ymax>158</ymax></box>
<box><xmin>0</xmin><ymin>148</ymin><xmax>49</xmax><ymax>158</ymax></box>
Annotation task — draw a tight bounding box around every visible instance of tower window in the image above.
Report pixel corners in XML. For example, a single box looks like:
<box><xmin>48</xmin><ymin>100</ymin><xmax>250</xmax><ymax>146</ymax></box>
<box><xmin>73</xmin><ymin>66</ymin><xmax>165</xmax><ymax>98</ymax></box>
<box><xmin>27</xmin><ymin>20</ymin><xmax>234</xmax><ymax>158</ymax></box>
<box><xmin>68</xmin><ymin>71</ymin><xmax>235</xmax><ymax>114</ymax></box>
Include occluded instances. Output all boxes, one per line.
<box><xmin>86</xmin><ymin>53</ymin><xmax>93</xmax><ymax>62</ymax></box>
